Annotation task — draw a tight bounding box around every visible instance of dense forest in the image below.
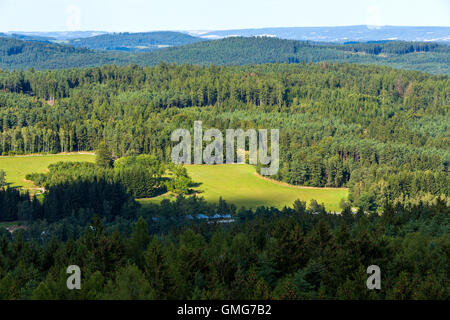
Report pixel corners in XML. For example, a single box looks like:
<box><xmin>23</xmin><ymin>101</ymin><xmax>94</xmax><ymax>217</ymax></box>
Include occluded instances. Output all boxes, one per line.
<box><xmin>0</xmin><ymin>53</ymin><xmax>448</xmax><ymax>300</ymax></box>
<box><xmin>0</xmin><ymin>181</ymin><xmax>448</xmax><ymax>299</ymax></box>
<box><xmin>68</xmin><ymin>31</ymin><xmax>204</xmax><ymax>51</ymax></box>
<box><xmin>137</xmin><ymin>37</ymin><xmax>450</xmax><ymax>75</ymax></box>
<box><xmin>25</xmin><ymin>154</ymin><xmax>193</xmax><ymax>201</ymax></box>
<box><xmin>0</xmin><ymin>37</ymin><xmax>128</xmax><ymax>69</ymax></box>
<box><xmin>0</xmin><ymin>62</ymin><xmax>448</xmax><ymax>210</ymax></box>
<box><xmin>1</xmin><ymin>36</ymin><xmax>449</xmax><ymax>74</ymax></box>
<box><xmin>0</xmin><ymin>32</ymin><xmax>55</xmax><ymax>42</ymax></box>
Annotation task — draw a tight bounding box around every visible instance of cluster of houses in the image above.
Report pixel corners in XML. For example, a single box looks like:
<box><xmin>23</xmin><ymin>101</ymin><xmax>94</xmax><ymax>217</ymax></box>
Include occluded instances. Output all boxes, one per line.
<box><xmin>186</xmin><ymin>213</ymin><xmax>234</xmax><ymax>224</ymax></box>
<box><xmin>151</xmin><ymin>213</ymin><xmax>235</xmax><ymax>224</ymax></box>
<box><xmin>4</xmin><ymin>225</ymin><xmax>27</xmax><ymax>234</ymax></box>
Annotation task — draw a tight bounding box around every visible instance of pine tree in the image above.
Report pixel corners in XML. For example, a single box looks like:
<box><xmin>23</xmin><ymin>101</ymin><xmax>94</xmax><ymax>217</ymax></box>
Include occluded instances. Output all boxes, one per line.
<box><xmin>0</xmin><ymin>170</ymin><xmax>7</xmax><ymax>188</ymax></box>
<box><xmin>96</xmin><ymin>141</ymin><xmax>112</xmax><ymax>168</ymax></box>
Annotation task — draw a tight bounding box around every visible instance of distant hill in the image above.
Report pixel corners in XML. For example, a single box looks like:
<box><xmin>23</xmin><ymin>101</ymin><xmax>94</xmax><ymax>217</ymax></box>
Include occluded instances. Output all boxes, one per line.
<box><xmin>0</xmin><ymin>37</ymin><xmax>130</xmax><ymax>69</ymax></box>
<box><xmin>193</xmin><ymin>25</ymin><xmax>450</xmax><ymax>43</ymax></box>
<box><xmin>9</xmin><ymin>26</ymin><xmax>450</xmax><ymax>43</ymax></box>
<box><xmin>0</xmin><ymin>36</ymin><xmax>448</xmax><ymax>75</ymax></box>
<box><xmin>6</xmin><ymin>31</ymin><xmax>107</xmax><ymax>40</ymax></box>
<box><xmin>67</xmin><ymin>31</ymin><xmax>204</xmax><ymax>51</ymax></box>
<box><xmin>0</xmin><ymin>33</ymin><xmax>54</xmax><ymax>42</ymax></box>
<box><xmin>139</xmin><ymin>37</ymin><xmax>450</xmax><ymax>74</ymax></box>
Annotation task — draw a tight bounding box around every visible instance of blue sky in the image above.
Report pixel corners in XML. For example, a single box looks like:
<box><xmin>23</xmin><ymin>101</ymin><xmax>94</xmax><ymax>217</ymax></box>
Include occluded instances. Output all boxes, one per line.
<box><xmin>0</xmin><ymin>0</ymin><xmax>448</xmax><ymax>32</ymax></box>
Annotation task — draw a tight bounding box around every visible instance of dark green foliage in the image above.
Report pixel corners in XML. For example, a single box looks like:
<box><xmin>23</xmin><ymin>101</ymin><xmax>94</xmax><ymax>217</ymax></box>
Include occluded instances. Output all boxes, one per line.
<box><xmin>0</xmin><ymin>36</ymin><xmax>449</xmax><ymax>74</ymax></box>
<box><xmin>0</xmin><ymin>188</ymin><xmax>31</xmax><ymax>221</ymax></box>
<box><xmin>68</xmin><ymin>31</ymin><xmax>203</xmax><ymax>52</ymax></box>
<box><xmin>25</xmin><ymin>156</ymin><xmax>191</xmax><ymax>199</ymax></box>
<box><xmin>0</xmin><ymin>37</ymin><xmax>130</xmax><ymax>70</ymax></box>
<box><xmin>0</xmin><ymin>55</ymin><xmax>447</xmax><ymax>300</ymax></box>
<box><xmin>0</xmin><ymin>198</ymin><xmax>448</xmax><ymax>300</ymax></box>
<box><xmin>0</xmin><ymin>170</ymin><xmax>139</xmax><ymax>224</ymax></box>
<box><xmin>42</xmin><ymin>178</ymin><xmax>136</xmax><ymax>223</ymax></box>
<box><xmin>0</xmin><ymin>62</ymin><xmax>448</xmax><ymax>210</ymax></box>
<box><xmin>0</xmin><ymin>170</ymin><xmax>6</xmax><ymax>187</ymax></box>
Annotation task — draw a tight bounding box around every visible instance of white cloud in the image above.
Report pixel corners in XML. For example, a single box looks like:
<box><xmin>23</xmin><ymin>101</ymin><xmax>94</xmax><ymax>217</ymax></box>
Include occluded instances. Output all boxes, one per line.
<box><xmin>66</xmin><ymin>5</ymin><xmax>81</xmax><ymax>30</ymax></box>
<box><xmin>366</xmin><ymin>4</ymin><xmax>383</xmax><ymax>29</ymax></box>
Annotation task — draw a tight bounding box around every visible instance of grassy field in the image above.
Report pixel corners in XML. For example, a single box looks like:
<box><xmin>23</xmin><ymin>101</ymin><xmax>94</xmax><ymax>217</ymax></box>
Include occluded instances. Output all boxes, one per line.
<box><xmin>141</xmin><ymin>164</ymin><xmax>348</xmax><ymax>212</ymax></box>
<box><xmin>0</xmin><ymin>154</ymin><xmax>347</xmax><ymax>211</ymax></box>
<box><xmin>0</xmin><ymin>153</ymin><xmax>95</xmax><ymax>188</ymax></box>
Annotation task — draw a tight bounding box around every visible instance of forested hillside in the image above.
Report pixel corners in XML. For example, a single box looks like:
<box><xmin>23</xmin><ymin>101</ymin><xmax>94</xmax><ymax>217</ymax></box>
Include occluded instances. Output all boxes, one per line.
<box><xmin>68</xmin><ymin>31</ymin><xmax>204</xmax><ymax>51</ymax></box>
<box><xmin>0</xmin><ymin>33</ymin><xmax>54</xmax><ymax>42</ymax></box>
<box><xmin>0</xmin><ymin>187</ymin><xmax>448</xmax><ymax>299</ymax></box>
<box><xmin>0</xmin><ymin>40</ymin><xmax>449</xmax><ymax>301</ymax></box>
<box><xmin>0</xmin><ymin>36</ymin><xmax>449</xmax><ymax>74</ymax></box>
<box><xmin>139</xmin><ymin>37</ymin><xmax>450</xmax><ymax>74</ymax></box>
<box><xmin>0</xmin><ymin>63</ymin><xmax>448</xmax><ymax>210</ymax></box>
<box><xmin>0</xmin><ymin>37</ymin><xmax>129</xmax><ymax>69</ymax></box>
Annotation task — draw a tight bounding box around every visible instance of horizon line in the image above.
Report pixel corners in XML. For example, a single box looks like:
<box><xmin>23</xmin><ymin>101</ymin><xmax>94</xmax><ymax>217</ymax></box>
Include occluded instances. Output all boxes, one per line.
<box><xmin>3</xmin><ymin>24</ymin><xmax>450</xmax><ymax>34</ymax></box>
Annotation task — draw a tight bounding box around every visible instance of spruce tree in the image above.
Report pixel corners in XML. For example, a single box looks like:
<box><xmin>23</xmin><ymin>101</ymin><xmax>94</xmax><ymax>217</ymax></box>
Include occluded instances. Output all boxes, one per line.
<box><xmin>96</xmin><ymin>141</ymin><xmax>112</xmax><ymax>168</ymax></box>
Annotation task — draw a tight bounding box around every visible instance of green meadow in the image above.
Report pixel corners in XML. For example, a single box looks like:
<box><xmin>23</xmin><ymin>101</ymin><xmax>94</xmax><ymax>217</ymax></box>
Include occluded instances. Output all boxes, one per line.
<box><xmin>0</xmin><ymin>153</ymin><xmax>96</xmax><ymax>188</ymax></box>
<box><xmin>144</xmin><ymin>164</ymin><xmax>348</xmax><ymax>212</ymax></box>
<box><xmin>0</xmin><ymin>154</ymin><xmax>348</xmax><ymax>211</ymax></box>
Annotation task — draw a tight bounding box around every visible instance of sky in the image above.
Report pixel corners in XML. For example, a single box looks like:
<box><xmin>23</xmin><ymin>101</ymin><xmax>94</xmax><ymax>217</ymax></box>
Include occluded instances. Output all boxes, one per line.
<box><xmin>0</xmin><ymin>0</ymin><xmax>448</xmax><ymax>32</ymax></box>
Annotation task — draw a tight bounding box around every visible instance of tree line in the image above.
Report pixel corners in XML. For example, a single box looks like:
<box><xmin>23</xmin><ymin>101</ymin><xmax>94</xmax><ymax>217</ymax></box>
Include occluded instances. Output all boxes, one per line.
<box><xmin>0</xmin><ymin>62</ymin><xmax>447</xmax><ymax>209</ymax></box>
<box><xmin>0</xmin><ymin>193</ymin><xmax>448</xmax><ymax>299</ymax></box>
<box><xmin>1</xmin><ymin>36</ymin><xmax>449</xmax><ymax>74</ymax></box>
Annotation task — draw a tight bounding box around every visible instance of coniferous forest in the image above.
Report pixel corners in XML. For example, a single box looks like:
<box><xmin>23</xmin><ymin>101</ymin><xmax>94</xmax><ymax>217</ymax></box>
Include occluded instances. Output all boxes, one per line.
<box><xmin>1</xmin><ymin>36</ymin><xmax>449</xmax><ymax>74</ymax></box>
<box><xmin>0</xmin><ymin>34</ymin><xmax>449</xmax><ymax>301</ymax></box>
<box><xmin>0</xmin><ymin>63</ymin><xmax>448</xmax><ymax>210</ymax></box>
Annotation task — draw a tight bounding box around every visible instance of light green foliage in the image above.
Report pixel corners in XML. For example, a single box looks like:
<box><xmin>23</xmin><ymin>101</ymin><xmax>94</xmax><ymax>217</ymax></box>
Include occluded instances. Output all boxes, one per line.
<box><xmin>0</xmin><ymin>153</ymin><xmax>95</xmax><ymax>188</ymax></box>
<box><xmin>95</xmin><ymin>141</ymin><xmax>113</xmax><ymax>168</ymax></box>
<box><xmin>185</xmin><ymin>164</ymin><xmax>347</xmax><ymax>212</ymax></box>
